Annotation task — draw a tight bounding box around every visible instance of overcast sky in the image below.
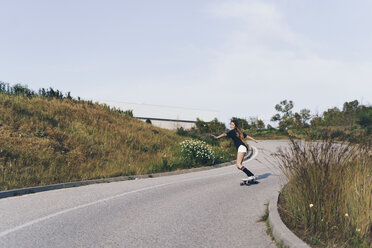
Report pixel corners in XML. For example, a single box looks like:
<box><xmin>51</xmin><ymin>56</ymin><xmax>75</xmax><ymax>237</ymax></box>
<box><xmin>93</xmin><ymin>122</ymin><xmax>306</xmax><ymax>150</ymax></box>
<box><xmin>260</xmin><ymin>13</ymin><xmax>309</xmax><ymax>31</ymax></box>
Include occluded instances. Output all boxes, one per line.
<box><xmin>1</xmin><ymin>0</ymin><xmax>371</xmax><ymax>125</ymax></box>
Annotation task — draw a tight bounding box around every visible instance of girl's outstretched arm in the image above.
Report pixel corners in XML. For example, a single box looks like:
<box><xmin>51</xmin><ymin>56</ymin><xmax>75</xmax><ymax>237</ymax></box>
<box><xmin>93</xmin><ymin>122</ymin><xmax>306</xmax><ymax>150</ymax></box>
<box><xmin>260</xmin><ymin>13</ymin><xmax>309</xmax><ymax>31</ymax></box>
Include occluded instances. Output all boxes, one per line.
<box><xmin>212</xmin><ymin>133</ymin><xmax>227</xmax><ymax>139</ymax></box>
<box><xmin>245</xmin><ymin>134</ymin><xmax>258</xmax><ymax>143</ymax></box>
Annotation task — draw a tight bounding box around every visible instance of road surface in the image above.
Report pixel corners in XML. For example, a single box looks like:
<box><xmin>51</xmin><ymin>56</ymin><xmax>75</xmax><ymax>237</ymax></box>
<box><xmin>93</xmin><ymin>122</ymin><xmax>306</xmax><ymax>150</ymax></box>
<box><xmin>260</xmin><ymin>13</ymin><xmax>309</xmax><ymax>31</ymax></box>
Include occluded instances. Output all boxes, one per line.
<box><xmin>0</xmin><ymin>140</ymin><xmax>288</xmax><ymax>248</ymax></box>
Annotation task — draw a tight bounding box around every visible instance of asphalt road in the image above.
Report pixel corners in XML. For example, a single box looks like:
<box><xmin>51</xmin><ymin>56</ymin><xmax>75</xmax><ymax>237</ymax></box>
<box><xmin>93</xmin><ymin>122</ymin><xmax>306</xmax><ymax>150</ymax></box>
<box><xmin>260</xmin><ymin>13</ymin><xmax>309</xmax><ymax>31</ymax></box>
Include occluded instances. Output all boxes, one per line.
<box><xmin>0</xmin><ymin>140</ymin><xmax>288</xmax><ymax>248</ymax></box>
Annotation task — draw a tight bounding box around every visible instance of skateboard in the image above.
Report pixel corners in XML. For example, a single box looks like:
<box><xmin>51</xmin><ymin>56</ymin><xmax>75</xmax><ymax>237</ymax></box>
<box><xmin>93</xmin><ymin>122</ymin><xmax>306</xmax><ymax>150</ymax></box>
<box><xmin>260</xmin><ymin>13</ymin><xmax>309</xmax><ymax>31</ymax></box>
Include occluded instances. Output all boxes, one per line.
<box><xmin>240</xmin><ymin>178</ymin><xmax>259</xmax><ymax>186</ymax></box>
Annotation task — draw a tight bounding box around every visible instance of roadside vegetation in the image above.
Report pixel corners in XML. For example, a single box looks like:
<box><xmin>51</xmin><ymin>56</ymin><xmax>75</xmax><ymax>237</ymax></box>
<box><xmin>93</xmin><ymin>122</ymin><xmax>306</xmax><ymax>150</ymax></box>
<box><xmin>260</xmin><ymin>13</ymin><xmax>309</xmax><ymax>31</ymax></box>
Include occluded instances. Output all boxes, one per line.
<box><xmin>276</xmin><ymin>136</ymin><xmax>371</xmax><ymax>247</ymax></box>
<box><xmin>0</xmin><ymin>82</ymin><xmax>235</xmax><ymax>191</ymax></box>
<box><xmin>263</xmin><ymin>99</ymin><xmax>371</xmax><ymax>247</ymax></box>
<box><xmin>265</xmin><ymin>99</ymin><xmax>372</xmax><ymax>247</ymax></box>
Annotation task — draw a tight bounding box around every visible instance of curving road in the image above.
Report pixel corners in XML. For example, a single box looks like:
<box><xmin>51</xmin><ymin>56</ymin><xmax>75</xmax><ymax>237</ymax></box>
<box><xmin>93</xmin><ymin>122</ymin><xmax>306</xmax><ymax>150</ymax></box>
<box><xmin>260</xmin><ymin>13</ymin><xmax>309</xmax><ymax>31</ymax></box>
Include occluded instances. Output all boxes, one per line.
<box><xmin>0</xmin><ymin>140</ymin><xmax>288</xmax><ymax>248</ymax></box>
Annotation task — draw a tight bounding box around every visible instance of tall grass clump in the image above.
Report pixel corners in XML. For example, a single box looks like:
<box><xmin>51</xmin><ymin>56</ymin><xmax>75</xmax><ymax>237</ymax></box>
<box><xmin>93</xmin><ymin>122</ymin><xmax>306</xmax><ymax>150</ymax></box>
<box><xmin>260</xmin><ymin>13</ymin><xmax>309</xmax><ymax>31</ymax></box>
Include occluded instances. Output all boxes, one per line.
<box><xmin>276</xmin><ymin>136</ymin><xmax>372</xmax><ymax>247</ymax></box>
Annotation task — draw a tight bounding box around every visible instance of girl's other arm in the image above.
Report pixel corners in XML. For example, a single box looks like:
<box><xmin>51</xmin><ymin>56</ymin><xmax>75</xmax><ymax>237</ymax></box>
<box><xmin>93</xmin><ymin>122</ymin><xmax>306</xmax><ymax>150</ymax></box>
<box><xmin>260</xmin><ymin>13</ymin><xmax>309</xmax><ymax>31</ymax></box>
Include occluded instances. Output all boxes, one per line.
<box><xmin>212</xmin><ymin>133</ymin><xmax>227</xmax><ymax>139</ymax></box>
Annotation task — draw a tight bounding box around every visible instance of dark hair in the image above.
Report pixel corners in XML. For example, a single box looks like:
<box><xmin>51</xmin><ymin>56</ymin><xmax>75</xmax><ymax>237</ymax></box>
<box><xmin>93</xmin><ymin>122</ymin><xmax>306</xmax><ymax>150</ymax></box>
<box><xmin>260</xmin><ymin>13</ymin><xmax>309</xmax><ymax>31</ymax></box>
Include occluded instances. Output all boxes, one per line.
<box><xmin>230</xmin><ymin>119</ymin><xmax>249</xmax><ymax>150</ymax></box>
<box><xmin>230</xmin><ymin>119</ymin><xmax>240</xmax><ymax>129</ymax></box>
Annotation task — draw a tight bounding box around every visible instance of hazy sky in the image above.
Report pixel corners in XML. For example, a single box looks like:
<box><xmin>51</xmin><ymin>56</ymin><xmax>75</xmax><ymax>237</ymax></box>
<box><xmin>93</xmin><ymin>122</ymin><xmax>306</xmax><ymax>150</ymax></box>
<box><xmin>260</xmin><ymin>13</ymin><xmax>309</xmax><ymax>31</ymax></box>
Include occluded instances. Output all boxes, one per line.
<box><xmin>1</xmin><ymin>0</ymin><xmax>372</xmax><ymax>125</ymax></box>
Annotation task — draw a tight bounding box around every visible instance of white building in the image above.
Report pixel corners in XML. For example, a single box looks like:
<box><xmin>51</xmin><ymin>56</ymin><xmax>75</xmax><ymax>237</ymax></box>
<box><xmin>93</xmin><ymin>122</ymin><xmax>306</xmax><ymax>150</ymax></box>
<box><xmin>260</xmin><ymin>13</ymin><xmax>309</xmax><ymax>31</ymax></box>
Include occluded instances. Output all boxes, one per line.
<box><xmin>99</xmin><ymin>100</ymin><xmax>218</xmax><ymax>130</ymax></box>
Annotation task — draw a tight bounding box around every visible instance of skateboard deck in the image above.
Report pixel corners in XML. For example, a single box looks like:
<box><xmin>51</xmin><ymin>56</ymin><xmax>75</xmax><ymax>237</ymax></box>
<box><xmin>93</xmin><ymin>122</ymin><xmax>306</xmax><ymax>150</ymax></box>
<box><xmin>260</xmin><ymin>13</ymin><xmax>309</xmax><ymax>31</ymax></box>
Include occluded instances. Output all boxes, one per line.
<box><xmin>240</xmin><ymin>178</ymin><xmax>259</xmax><ymax>186</ymax></box>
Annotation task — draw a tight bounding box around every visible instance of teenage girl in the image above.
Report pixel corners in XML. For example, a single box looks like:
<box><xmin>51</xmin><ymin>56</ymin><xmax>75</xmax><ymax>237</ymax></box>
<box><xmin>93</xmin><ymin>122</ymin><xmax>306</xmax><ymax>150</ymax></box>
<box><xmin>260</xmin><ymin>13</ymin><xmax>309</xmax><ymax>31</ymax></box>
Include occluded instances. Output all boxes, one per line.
<box><xmin>212</xmin><ymin>119</ymin><xmax>258</xmax><ymax>179</ymax></box>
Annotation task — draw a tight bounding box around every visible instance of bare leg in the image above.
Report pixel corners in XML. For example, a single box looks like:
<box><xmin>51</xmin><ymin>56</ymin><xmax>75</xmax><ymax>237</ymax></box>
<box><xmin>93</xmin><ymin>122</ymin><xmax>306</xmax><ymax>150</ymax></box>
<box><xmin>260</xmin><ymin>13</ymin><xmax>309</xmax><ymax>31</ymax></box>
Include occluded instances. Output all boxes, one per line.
<box><xmin>236</xmin><ymin>152</ymin><xmax>245</xmax><ymax>169</ymax></box>
<box><xmin>236</xmin><ymin>152</ymin><xmax>254</xmax><ymax>177</ymax></box>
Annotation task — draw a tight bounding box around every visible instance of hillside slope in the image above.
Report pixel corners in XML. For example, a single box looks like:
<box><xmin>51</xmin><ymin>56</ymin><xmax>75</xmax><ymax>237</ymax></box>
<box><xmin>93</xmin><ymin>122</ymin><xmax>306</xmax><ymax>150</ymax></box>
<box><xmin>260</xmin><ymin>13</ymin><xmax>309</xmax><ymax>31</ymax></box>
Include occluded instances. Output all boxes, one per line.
<box><xmin>0</xmin><ymin>94</ymin><xmax>189</xmax><ymax>190</ymax></box>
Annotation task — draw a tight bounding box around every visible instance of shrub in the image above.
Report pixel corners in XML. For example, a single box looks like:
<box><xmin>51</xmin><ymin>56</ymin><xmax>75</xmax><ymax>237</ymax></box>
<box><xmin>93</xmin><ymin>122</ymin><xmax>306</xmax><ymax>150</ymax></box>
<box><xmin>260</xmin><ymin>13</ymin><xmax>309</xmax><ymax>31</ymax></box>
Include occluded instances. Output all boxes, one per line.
<box><xmin>179</xmin><ymin>139</ymin><xmax>215</xmax><ymax>166</ymax></box>
<box><xmin>195</xmin><ymin>118</ymin><xmax>226</xmax><ymax>134</ymax></box>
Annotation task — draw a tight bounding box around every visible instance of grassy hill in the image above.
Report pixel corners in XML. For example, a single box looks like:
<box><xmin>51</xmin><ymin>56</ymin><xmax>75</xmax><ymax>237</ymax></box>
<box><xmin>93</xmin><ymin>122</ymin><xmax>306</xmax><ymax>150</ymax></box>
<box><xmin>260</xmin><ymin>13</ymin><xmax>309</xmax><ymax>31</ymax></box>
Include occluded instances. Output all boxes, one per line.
<box><xmin>0</xmin><ymin>93</ymin><xmax>234</xmax><ymax>191</ymax></box>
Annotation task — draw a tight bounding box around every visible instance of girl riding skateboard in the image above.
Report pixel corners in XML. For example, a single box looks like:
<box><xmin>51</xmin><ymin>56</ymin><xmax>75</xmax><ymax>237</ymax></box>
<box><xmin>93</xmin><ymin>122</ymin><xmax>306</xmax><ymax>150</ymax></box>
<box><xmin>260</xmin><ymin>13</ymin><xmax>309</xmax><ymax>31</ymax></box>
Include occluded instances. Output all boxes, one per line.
<box><xmin>212</xmin><ymin>119</ymin><xmax>258</xmax><ymax>180</ymax></box>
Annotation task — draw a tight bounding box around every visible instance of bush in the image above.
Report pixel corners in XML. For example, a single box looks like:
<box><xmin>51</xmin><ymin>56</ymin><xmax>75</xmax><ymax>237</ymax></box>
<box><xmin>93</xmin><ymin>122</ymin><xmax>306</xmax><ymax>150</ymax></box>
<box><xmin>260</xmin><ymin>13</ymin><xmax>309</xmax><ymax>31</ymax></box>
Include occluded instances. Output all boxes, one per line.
<box><xmin>179</xmin><ymin>139</ymin><xmax>215</xmax><ymax>166</ymax></box>
<box><xmin>195</xmin><ymin>118</ymin><xmax>226</xmax><ymax>134</ymax></box>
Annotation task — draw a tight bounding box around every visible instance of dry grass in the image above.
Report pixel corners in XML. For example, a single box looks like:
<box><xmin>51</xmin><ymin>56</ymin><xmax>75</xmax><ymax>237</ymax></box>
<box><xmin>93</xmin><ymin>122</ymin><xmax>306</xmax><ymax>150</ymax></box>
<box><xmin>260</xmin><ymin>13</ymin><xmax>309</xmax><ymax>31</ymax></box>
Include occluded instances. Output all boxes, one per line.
<box><xmin>0</xmin><ymin>94</ymin><xmax>189</xmax><ymax>190</ymax></box>
<box><xmin>275</xmin><ymin>137</ymin><xmax>372</xmax><ymax>247</ymax></box>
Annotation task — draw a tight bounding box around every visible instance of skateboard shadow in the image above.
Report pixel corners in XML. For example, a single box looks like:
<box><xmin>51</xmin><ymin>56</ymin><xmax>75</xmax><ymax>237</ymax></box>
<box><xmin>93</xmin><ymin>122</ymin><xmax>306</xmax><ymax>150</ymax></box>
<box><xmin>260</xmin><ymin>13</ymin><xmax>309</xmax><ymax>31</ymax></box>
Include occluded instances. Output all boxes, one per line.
<box><xmin>256</xmin><ymin>173</ymin><xmax>271</xmax><ymax>180</ymax></box>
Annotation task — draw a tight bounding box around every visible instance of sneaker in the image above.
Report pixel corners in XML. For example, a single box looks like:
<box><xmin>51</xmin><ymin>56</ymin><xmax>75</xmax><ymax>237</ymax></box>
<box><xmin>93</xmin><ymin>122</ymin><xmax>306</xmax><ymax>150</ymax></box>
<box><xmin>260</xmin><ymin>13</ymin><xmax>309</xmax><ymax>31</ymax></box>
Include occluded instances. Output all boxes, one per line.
<box><xmin>247</xmin><ymin>176</ymin><xmax>256</xmax><ymax>181</ymax></box>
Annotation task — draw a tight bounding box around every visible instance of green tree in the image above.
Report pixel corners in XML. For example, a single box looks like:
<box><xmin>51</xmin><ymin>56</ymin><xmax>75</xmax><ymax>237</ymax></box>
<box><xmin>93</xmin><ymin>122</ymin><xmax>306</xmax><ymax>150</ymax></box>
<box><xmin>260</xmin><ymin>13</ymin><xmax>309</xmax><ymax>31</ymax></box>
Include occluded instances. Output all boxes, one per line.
<box><xmin>271</xmin><ymin>100</ymin><xmax>294</xmax><ymax>129</ymax></box>
<box><xmin>293</xmin><ymin>112</ymin><xmax>302</xmax><ymax>128</ymax></box>
<box><xmin>195</xmin><ymin>118</ymin><xmax>209</xmax><ymax>133</ymax></box>
<box><xmin>356</xmin><ymin>106</ymin><xmax>372</xmax><ymax>134</ymax></box>
<box><xmin>343</xmin><ymin>100</ymin><xmax>359</xmax><ymax>127</ymax></box>
<box><xmin>267</xmin><ymin>124</ymin><xmax>274</xmax><ymax>129</ymax></box>
<box><xmin>247</xmin><ymin>117</ymin><xmax>265</xmax><ymax>129</ymax></box>
<box><xmin>11</xmin><ymin>84</ymin><xmax>35</xmax><ymax>97</ymax></box>
<box><xmin>195</xmin><ymin>118</ymin><xmax>226</xmax><ymax>133</ymax></box>
<box><xmin>257</xmin><ymin>119</ymin><xmax>265</xmax><ymax>129</ymax></box>
<box><xmin>299</xmin><ymin>109</ymin><xmax>311</xmax><ymax>127</ymax></box>
<box><xmin>343</xmin><ymin>100</ymin><xmax>359</xmax><ymax>112</ymax></box>
<box><xmin>124</xmin><ymin>110</ymin><xmax>134</xmax><ymax>117</ymax></box>
<box><xmin>208</xmin><ymin>118</ymin><xmax>226</xmax><ymax>133</ymax></box>
<box><xmin>0</xmin><ymin>81</ymin><xmax>8</xmax><ymax>93</ymax></box>
<box><xmin>293</xmin><ymin>109</ymin><xmax>311</xmax><ymax>128</ymax></box>
<box><xmin>310</xmin><ymin>115</ymin><xmax>323</xmax><ymax>127</ymax></box>
<box><xmin>323</xmin><ymin>107</ymin><xmax>342</xmax><ymax>126</ymax></box>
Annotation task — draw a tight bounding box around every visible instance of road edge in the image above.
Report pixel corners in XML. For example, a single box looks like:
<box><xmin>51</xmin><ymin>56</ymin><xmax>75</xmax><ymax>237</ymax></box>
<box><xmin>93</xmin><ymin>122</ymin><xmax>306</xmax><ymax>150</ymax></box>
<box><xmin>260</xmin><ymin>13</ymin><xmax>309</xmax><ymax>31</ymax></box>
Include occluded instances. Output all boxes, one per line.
<box><xmin>0</xmin><ymin>147</ymin><xmax>254</xmax><ymax>199</ymax></box>
<box><xmin>268</xmin><ymin>190</ymin><xmax>311</xmax><ymax>248</ymax></box>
